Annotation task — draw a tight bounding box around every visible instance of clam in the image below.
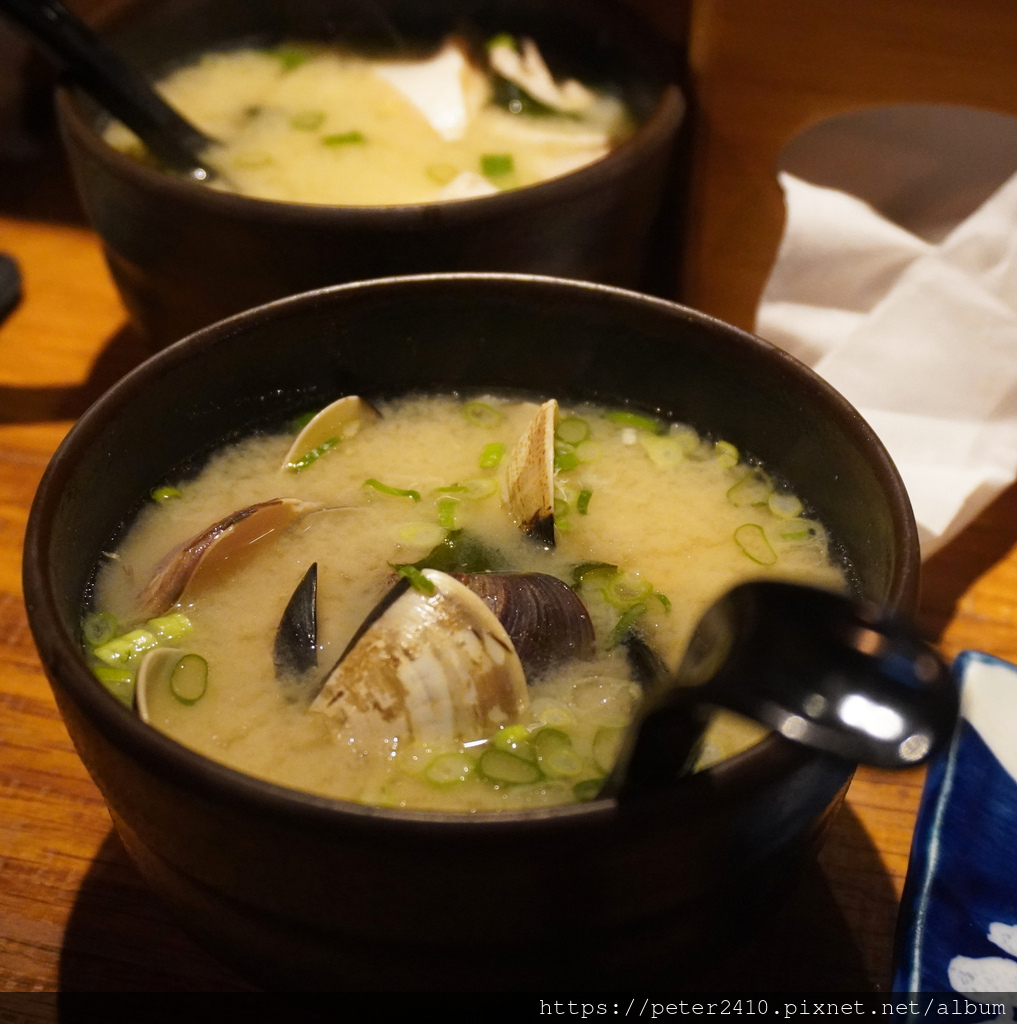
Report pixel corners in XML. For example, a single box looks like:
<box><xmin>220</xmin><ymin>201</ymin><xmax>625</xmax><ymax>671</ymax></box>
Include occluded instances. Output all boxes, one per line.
<box><xmin>311</xmin><ymin>569</ymin><xmax>530</xmax><ymax>747</ymax></box>
<box><xmin>488</xmin><ymin>36</ymin><xmax>596</xmax><ymax>115</ymax></box>
<box><xmin>281</xmin><ymin>395</ymin><xmax>380</xmax><ymax>473</ymax></box>
<box><xmin>274</xmin><ymin>563</ymin><xmax>318</xmax><ymax>683</ymax></box>
<box><xmin>504</xmin><ymin>398</ymin><xmax>557</xmax><ymax>545</ymax></box>
<box><xmin>139</xmin><ymin>497</ymin><xmax>320</xmax><ymax>617</ymax></box>
<box><xmin>452</xmin><ymin>571</ymin><xmax>594</xmax><ymax>677</ymax></box>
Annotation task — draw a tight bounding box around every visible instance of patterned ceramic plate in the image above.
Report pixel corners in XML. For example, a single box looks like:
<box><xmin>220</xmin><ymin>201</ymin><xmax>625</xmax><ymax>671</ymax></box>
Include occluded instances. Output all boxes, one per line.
<box><xmin>894</xmin><ymin>650</ymin><xmax>1017</xmax><ymax>1005</ymax></box>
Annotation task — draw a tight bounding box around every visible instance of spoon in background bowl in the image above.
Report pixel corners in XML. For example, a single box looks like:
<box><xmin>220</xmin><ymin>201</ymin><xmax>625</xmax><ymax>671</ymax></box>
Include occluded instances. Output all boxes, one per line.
<box><xmin>605</xmin><ymin>581</ymin><xmax>959</xmax><ymax>799</ymax></box>
<box><xmin>0</xmin><ymin>0</ymin><xmax>218</xmax><ymax>181</ymax></box>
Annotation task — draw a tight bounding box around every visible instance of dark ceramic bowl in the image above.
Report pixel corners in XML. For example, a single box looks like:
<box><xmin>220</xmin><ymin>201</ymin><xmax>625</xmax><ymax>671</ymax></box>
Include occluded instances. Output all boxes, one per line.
<box><xmin>23</xmin><ymin>274</ymin><xmax>919</xmax><ymax>990</ymax></box>
<box><xmin>56</xmin><ymin>0</ymin><xmax>685</xmax><ymax>350</ymax></box>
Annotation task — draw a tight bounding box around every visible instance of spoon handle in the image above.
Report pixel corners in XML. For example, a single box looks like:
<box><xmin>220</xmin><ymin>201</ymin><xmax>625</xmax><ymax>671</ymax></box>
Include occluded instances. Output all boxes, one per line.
<box><xmin>0</xmin><ymin>0</ymin><xmax>215</xmax><ymax>178</ymax></box>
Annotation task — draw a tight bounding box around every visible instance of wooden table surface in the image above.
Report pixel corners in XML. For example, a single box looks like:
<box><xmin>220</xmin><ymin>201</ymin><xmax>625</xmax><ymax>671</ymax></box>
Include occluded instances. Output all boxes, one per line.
<box><xmin>3</xmin><ymin>0</ymin><xmax>1017</xmax><ymax>995</ymax></box>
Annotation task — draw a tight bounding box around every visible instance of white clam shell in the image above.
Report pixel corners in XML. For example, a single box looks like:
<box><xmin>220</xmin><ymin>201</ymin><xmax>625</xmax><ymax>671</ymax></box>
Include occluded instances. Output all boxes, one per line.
<box><xmin>281</xmin><ymin>395</ymin><xmax>380</xmax><ymax>472</ymax></box>
<box><xmin>504</xmin><ymin>398</ymin><xmax>557</xmax><ymax>544</ymax></box>
<box><xmin>311</xmin><ymin>569</ymin><xmax>529</xmax><ymax>747</ymax></box>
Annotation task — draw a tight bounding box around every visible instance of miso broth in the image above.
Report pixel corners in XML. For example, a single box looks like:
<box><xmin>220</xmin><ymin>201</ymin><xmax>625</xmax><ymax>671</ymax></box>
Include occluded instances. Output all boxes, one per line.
<box><xmin>104</xmin><ymin>37</ymin><xmax>635</xmax><ymax>206</ymax></box>
<box><xmin>85</xmin><ymin>395</ymin><xmax>847</xmax><ymax>811</ymax></box>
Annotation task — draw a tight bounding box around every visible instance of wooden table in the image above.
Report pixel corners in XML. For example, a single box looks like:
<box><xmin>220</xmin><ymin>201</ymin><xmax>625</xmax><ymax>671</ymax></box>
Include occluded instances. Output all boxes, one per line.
<box><xmin>3</xmin><ymin>1</ymin><xmax>1017</xmax><ymax>994</ymax></box>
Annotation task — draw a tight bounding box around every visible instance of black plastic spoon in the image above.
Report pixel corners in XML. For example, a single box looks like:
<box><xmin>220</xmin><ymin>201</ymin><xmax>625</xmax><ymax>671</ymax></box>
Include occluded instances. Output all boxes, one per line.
<box><xmin>606</xmin><ymin>581</ymin><xmax>959</xmax><ymax>799</ymax></box>
<box><xmin>0</xmin><ymin>0</ymin><xmax>217</xmax><ymax>180</ymax></box>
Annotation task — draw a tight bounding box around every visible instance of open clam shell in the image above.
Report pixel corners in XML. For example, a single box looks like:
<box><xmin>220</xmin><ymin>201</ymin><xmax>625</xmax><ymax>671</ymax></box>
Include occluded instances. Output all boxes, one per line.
<box><xmin>139</xmin><ymin>497</ymin><xmax>320</xmax><ymax>617</ymax></box>
<box><xmin>311</xmin><ymin>569</ymin><xmax>530</xmax><ymax>748</ymax></box>
<box><xmin>504</xmin><ymin>398</ymin><xmax>557</xmax><ymax>545</ymax></box>
<box><xmin>281</xmin><ymin>395</ymin><xmax>379</xmax><ymax>472</ymax></box>
<box><xmin>274</xmin><ymin>562</ymin><xmax>318</xmax><ymax>683</ymax></box>
<box><xmin>452</xmin><ymin>571</ymin><xmax>594</xmax><ymax>678</ymax></box>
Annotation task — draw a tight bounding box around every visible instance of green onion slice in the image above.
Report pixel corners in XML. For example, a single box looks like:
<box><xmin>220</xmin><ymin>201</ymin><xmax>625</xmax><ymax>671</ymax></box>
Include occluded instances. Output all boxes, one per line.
<box><xmin>605</xmin><ymin>602</ymin><xmax>648</xmax><ymax>650</ymax></box>
<box><xmin>734</xmin><ymin>523</ymin><xmax>778</xmax><ymax>565</ymax></box>
<box><xmin>393</xmin><ymin>565</ymin><xmax>437</xmax><ymax>594</ymax></box>
<box><xmin>146</xmin><ymin>613</ymin><xmax>193</xmax><ymax>642</ymax></box>
<box><xmin>555</xmin><ymin>417</ymin><xmax>590</xmax><ymax>445</ymax></box>
<box><xmin>266</xmin><ymin>46</ymin><xmax>308</xmax><ymax>71</ymax></box>
<box><xmin>603</xmin><ymin>573</ymin><xmax>652</xmax><ymax>609</ymax></box>
<box><xmin>727</xmin><ymin>468</ymin><xmax>774</xmax><ymax>507</ymax></box>
<box><xmin>533</xmin><ymin>728</ymin><xmax>582</xmax><ymax>778</ymax></box>
<box><xmin>554</xmin><ymin>448</ymin><xmax>580</xmax><ymax>473</ymax></box>
<box><xmin>151</xmin><ymin>486</ymin><xmax>182</xmax><ymax>503</ymax></box>
<box><xmin>92</xmin><ymin>665</ymin><xmax>135</xmax><ymax>708</ymax></box>
<box><xmin>170</xmin><ymin>654</ymin><xmax>208</xmax><ymax>704</ymax></box>
<box><xmin>478</xmin><ymin>748</ymin><xmax>542</xmax><ymax>785</ymax></box>
<box><xmin>437</xmin><ymin>496</ymin><xmax>458</xmax><ymax>530</ymax></box>
<box><xmin>577</xmin><ymin>488</ymin><xmax>592</xmax><ymax>515</ymax></box>
<box><xmin>287</xmin><ymin>436</ymin><xmax>340</xmax><ymax>473</ymax></box>
<box><xmin>768</xmin><ymin>492</ymin><xmax>804</xmax><ymax>519</ymax></box>
<box><xmin>424</xmin><ymin>753</ymin><xmax>475</xmax><ymax>787</ymax></box>
<box><xmin>463</xmin><ymin>401</ymin><xmax>503</xmax><ymax>427</ymax></box>
<box><xmin>323</xmin><ymin>130</ymin><xmax>365</xmax><ymax>146</ymax></box>
<box><xmin>93</xmin><ymin>628</ymin><xmax>159</xmax><ymax>667</ymax></box>
<box><xmin>481</xmin><ymin>153</ymin><xmax>514</xmax><ymax>177</ymax></box>
<box><xmin>479</xmin><ymin>442</ymin><xmax>506</xmax><ymax>468</ymax></box>
<box><xmin>82</xmin><ymin>611</ymin><xmax>119</xmax><ymax>647</ymax></box>
<box><xmin>573</xmin><ymin>778</ymin><xmax>603</xmax><ymax>802</ymax></box>
<box><xmin>654</xmin><ymin>591</ymin><xmax>671</xmax><ymax>613</ymax></box>
<box><xmin>592</xmin><ymin>727</ymin><xmax>624</xmax><ymax>773</ymax></box>
<box><xmin>493</xmin><ymin>724</ymin><xmax>536</xmax><ymax>762</ymax></box>
<box><xmin>714</xmin><ymin>440</ymin><xmax>739</xmax><ymax>467</ymax></box>
<box><xmin>364</xmin><ymin>478</ymin><xmax>421</xmax><ymax>501</ymax></box>
<box><xmin>572</xmin><ymin>561</ymin><xmax>619</xmax><ymax>588</ymax></box>
<box><xmin>606</xmin><ymin>409</ymin><xmax>666</xmax><ymax>434</ymax></box>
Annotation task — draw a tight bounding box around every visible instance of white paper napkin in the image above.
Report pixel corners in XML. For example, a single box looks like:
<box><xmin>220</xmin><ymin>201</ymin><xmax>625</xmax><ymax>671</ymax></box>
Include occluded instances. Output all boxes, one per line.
<box><xmin>755</xmin><ymin>107</ymin><xmax>1017</xmax><ymax>558</ymax></box>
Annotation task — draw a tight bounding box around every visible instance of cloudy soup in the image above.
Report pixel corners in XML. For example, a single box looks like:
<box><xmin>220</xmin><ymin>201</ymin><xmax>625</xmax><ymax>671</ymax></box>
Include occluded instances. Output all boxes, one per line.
<box><xmin>84</xmin><ymin>394</ymin><xmax>846</xmax><ymax>812</ymax></box>
<box><xmin>104</xmin><ymin>35</ymin><xmax>635</xmax><ymax>205</ymax></box>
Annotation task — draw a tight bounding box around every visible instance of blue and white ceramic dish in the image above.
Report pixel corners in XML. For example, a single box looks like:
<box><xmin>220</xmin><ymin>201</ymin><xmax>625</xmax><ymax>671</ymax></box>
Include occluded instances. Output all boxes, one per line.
<box><xmin>894</xmin><ymin>650</ymin><xmax>1017</xmax><ymax>1002</ymax></box>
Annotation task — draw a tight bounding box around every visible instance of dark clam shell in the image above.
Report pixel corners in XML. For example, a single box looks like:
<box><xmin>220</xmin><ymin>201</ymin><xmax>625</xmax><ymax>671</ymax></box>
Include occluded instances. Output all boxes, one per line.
<box><xmin>452</xmin><ymin>571</ymin><xmax>595</xmax><ymax>679</ymax></box>
<box><xmin>273</xmin><ymin>562</ymin><xmax>318</xmax><ymax>683</ymax></box>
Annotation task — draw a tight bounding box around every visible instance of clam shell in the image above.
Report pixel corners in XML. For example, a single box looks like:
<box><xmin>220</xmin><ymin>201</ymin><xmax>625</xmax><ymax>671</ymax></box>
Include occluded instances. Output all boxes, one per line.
<box><xmin>452</xmin><ymin>572</ymin><xmax>594</xmax><ymax>679</ymax></box>
<box><xmin>139</xmin><ymin>497</ymin><xmax>319</xmax><ymax>617</ymax></box>
<box><xmin>274</xmin><ymin>562</ymin><xmax>318</xmax><ymax>683</ymax></box>
<box><xmin>281</xmin><ymin>395</ymin><xmax>379</xmax><ymax>472</ymax></box>
<box><xmin>504</xmin><ymin>398</ymin><xmax>557</xmax><ymax>545</ymax></box>
<box><xmin>311</xmin><ymin>569</ymin><xmax>529</xmax><ymax>747</ymax></box>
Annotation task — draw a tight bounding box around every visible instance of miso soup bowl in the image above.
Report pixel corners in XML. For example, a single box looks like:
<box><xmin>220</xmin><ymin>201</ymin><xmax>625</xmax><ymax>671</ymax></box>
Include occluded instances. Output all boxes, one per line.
<box><xmin>23</xmin><ymin>274</ymin><xmax>919</xmax><ymax>990</ymax></box>
<box><xmin>56</xmin><ymin>0</ymin><xmax>684</xmax><ymax>351</ymax></box>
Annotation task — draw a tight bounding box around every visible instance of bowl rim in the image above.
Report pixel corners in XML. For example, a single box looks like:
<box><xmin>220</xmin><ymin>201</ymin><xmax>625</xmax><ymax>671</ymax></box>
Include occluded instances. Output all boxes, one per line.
<box><xmin>55</xmin><ymin>3</ymin><xmax>686</xmax><ymax>225</ymax></box>
<box><xmin>23</xmin><ymin>272</ymin><xmax>919</xmax><ymax>835</ymax></box>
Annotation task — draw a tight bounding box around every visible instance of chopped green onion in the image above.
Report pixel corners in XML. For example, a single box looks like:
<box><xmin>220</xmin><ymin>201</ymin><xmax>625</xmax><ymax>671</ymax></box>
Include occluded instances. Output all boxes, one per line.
<box><xmin>606</xmin><ymin>409</ymin><xmax>666</xmax><ymax>434</ymax></box>
<box><xmin>592</xmin><ymin>726</ymin><xmax>624</xmax><ymax>773</ymax></box>
<box><xmin>93</xmin><ymin>665</ymin><xmax>135</xmax><ymax>708</ymax></box>
<box><xmin>93</xmin><ymin>628</ymin><xmax>159</xmax><ymax>667</ymax></box>
<box><xmin>555</xmin><ymin>417</ymin><xmax>590</xmax><ymax>445</ymax></box>
<box><xmin>573</xmin><ymin>778</ymin><xmax>602</xmax><ymax>802</ymax></box>
<box><xmin>478</xmin><ymin>748</ymin><xmax>542</xmax><ymax>785</ymax></box>
<box><xmin>768</xmin><ymin>492</ymin><xmax>804</xmax><ymax>519</ymax></box>
<box><xmin>493</xmin><ymin>724</ymin><xmax>536</xmax><ymax>762</ymax></box>
<box><xmin>734</xmin><ymin>523</ymin><xmax>777</xmax><ymax>565</ymax></box>
<box><xmin>654</xmin><ymin>592</ymin><xmax>671</xmax><ymax>612</ymax></box>
<box><xmin>323</xmin><ymin>130</ymin><xmax>365</xmax><ymax>146</ymax></box>
<box><xmin>714</xmin><ymin>440</ymin><xmax>739</xmax><ymax>467</ymax></box>
<box><xmin>437</xmin><ymin>496</ymin><xmax>458</xmax><ymax>530</ymax></box>
<box><xmin>605</xmin><ymin>602</ymin><xmax>648</xmax><ymax>650</ymax></box>
<box><xmin>479</xmin><ymin>442</ymin><xmax>506</xmax><ymax>468</ymax></box>
<box><xmin>778</xmin><ymin>519</ymin><xmax>822</xmax><ymax>542</ymax></box>
<box><xmin>574</xmin><ymin>440</ymin><xmax>602</xmax><ymax>464</ymax></box>
<box><xmin>553</xmin><ymin>497</ymin><xmax>570</xmax><ymax>519</ymax></box>
<box><xmin>170</xmin><ymin>654</ymin><xmax>208</xmax><ymax>705</ymax></box>
<box><xmin>434</xmin><ymin>477</ymin><xmax>498</xmax><ymax>500</ymax></box>
<box><xmin>577</xmin><ymin>488</ymin><xmax>592</xmax><ymax>515</ymax></box>
<box><xmin>638</xmin><ymin>434</ymin><xmax>685</xmax><ymax>469</ymax></box>
<box><xmin>232</xmin><ymin>152</ymin><xmax>273</xmax><ymax>169</ymax></box>
<box><xmin>364</xmin><ymin>478</ymin><xmax>420</xmax><ymax>501</ymax></box>
<box><xmin>424</xmin><ymin>752</ymin><xmax>475</xmax><ymax>787</ymax></box>
<box><xmin>727</xmin><ymin>468</ymin><xmax>774</xmax><ymax>507</ymax></box>
<box><xmin>82</xmin><ymin>611</ymin><xmax>119</xmax><ymax>647</ymax></box>
<box><xmin>481</xmin><ymin>153</ymin><xmax>514</xmax><ymax>177</ymax></box>
<box><xmin>572</xmin><ymin>561</ymin><xmax>618</xmax><ymax>588</ymax></box>
<box><xmin>393</xmin><ymin>564</ymin><xmax>436</xmax><ymax>594</ymax></box>
<box><xmin>287</xmin><ymin>436</ymin><xmax>340</xmax><ymax>473</ymax></box>
<box><xmin>554</xmin><ymin>448</ymin><xmax>580</xmax><ymax>473</ymax></box>
<box><xmin>603</xmin><ymin>573</ymin><xmax>652</xmax><ymax>609</ymax></box>
<box><xmin>463</xmin><ymin>401</ymin><xmax>503</xmax><ymax>427</ymax></box>
<box><xmin>533</xmin><ymin>729</ymin><xmax>581</xmax><ymax>778</ymax></box>
<box><xmin>146</xmin><ymin>613</ymin><xmax>192</xmax><ymax>642</ymax></box>
<box><xmin>151</xmin><ymin>486</ymin><xmax>182</xmax><ymax>503</ymax></box>
<box><xmin>290</xmin><ymin>110</ymin><xmax>325</xmax><ymax>131</ymax></box>
<box><xmin>487</xmin><ymin>32</ymin><xmax>517</xmax><ymax>51</ymax></box>
<box><xmin>267</xmin><ymin>46</ymin><xmax>308</xmax><ymax>71</ymax></box>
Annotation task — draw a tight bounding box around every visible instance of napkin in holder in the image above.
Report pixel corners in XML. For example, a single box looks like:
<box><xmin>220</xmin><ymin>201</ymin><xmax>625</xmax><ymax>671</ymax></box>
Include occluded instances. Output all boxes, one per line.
<box><xmin>755</xmin><ymin>105</ymin><xmax>1017</xmax><ymax>558</ymax></box>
